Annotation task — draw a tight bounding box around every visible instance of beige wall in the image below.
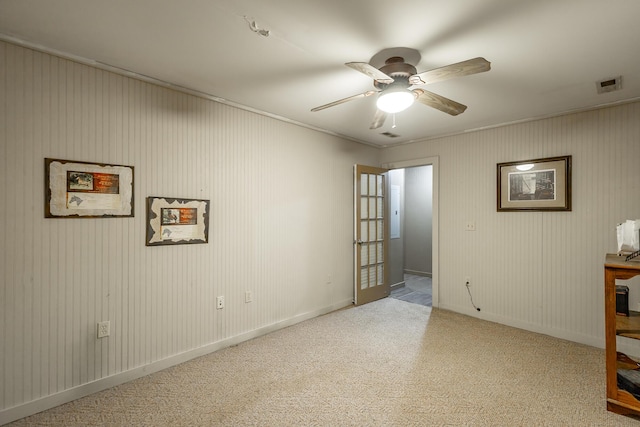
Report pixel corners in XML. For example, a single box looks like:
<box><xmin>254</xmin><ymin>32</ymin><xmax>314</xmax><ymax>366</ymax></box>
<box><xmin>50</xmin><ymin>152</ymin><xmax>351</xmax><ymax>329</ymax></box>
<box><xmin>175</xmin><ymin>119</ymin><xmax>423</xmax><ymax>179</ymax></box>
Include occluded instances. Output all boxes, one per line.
<box><xmin>4</xmin><ymin>36</ymin><xmax>640</xmax><ymax>423</ymax></box>
<box><xmin>0</xmin><ymin>41</ymin><xmax>378</xmax><ymax>422</ymax></box>
<box><xmin>380</xmin><ymin>101</ymin><xmax>640</xmax><ymax>346</ymax></box>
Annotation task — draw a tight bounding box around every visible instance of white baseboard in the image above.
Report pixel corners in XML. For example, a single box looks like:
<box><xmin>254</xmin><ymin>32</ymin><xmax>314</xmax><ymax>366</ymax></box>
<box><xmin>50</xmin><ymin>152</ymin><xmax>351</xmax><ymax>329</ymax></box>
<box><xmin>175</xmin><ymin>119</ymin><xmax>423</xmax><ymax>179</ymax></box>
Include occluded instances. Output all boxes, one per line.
<box><xmin>0</xmin><ymin>298</ymin><xmax>353</xmax><ymax>425</ymax></box>
<box><xmin>390</xmin><ymin>281</ymin><xmax>406</xmax><ymax>290</ymax></box>
<box><xmin>404</xmin><ymin>269</ymin><xmax>432</xmax><ymax>278</ymax></box>
<box><xmin>437</xmin><ymin>303</ymin><xmax>603</xmax><ymax>349</ymax></box>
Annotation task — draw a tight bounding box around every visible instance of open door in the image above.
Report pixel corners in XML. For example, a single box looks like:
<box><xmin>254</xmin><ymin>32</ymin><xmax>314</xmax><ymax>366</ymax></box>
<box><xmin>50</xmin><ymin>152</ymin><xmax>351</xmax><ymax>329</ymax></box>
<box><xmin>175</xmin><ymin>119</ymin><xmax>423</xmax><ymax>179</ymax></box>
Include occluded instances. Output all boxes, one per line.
<box><xmin>354</xmin><ymin>164</ymin><xmax>389</xmax><ymax>305</ymax></box>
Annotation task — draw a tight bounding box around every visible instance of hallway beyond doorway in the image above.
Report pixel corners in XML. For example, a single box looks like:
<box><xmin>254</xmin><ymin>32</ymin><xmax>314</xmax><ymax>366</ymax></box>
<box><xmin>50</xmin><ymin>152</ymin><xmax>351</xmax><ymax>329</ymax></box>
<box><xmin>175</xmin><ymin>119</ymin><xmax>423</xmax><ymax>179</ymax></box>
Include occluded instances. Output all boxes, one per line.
<box><xmin>390</xmin><ymin>274</ymin><xmax>432</xmax><ymax>307</ymax></box>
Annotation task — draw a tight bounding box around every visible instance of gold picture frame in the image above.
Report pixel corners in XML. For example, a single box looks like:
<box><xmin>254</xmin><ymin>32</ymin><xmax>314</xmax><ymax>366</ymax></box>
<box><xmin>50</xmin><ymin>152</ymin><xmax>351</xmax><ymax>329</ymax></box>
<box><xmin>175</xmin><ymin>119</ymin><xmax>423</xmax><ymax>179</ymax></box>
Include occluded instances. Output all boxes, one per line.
<box><xmin>497</xmin><ymin>155</ymin><xmax>572</xmax><ymax>212</ymax></box>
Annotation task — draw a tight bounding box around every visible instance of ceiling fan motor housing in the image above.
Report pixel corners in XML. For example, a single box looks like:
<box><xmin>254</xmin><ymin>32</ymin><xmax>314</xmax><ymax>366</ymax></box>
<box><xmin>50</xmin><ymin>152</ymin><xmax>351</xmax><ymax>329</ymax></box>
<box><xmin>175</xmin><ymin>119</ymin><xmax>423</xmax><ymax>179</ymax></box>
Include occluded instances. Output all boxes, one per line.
<box><xmin>374</xmin><ymin>57</ymin><xmax>417</xmax><ymax>90</ymax></box>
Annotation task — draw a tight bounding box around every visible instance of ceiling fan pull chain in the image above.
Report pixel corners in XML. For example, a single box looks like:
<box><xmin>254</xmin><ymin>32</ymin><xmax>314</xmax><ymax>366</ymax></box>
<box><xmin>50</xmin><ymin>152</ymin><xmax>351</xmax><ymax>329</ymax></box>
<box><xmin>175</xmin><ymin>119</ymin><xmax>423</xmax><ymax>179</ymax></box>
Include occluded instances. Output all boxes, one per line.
<box><xmin>392</xmin><ymin>114</ymin><xmax>397</xmax><ymax>128</ymax></box>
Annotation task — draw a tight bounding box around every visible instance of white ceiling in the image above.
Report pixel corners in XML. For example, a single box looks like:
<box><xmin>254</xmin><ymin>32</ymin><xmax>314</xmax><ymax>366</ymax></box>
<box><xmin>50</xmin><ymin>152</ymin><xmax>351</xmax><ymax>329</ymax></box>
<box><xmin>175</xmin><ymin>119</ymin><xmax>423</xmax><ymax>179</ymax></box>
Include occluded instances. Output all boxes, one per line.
<box><xmin>1</xmin><ymin>0</ymin><xmax>639</xmax><ymax>147</ymax></box>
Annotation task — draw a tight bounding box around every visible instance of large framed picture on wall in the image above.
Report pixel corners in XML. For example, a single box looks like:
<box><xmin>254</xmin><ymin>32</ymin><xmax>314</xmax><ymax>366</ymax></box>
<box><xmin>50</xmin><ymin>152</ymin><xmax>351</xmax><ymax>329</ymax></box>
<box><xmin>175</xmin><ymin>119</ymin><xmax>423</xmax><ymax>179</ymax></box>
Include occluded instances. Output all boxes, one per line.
<box><xmin>497</xmin><ymin>155</ymin><xmax>572</xmax><ymax>212</ymax></box>
<box><xmin>45</xmin><ymin>158</ymin><xmax>134</xmax><ymax>218</ymax></box>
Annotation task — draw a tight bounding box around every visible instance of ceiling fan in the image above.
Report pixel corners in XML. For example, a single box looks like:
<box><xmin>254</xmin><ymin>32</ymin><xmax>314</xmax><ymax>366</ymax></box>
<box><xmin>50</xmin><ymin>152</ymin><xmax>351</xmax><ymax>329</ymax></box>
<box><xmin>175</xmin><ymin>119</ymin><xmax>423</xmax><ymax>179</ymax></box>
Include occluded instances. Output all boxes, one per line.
<box><xmin>311</xmin><ymin>55</ymin><xmax>491</xmax><ymax>129</ymax></box>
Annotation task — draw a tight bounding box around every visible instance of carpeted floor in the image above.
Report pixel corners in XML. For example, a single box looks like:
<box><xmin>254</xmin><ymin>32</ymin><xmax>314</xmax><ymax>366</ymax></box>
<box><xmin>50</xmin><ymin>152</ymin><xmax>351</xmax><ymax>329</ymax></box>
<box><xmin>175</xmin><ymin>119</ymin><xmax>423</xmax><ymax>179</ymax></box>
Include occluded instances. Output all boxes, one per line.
<box><xmin>6</xmin><ymin>298</ymin><xmax>640</xmax><ymax>426</ymax></box>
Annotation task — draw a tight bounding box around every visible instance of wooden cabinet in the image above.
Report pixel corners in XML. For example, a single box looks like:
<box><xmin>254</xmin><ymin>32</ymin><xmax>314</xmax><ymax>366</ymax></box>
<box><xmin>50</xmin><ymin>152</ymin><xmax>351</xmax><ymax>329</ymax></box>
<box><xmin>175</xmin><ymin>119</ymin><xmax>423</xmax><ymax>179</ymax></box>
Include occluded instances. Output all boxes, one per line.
<box><xmin>605</xmin><ymin>254</ymin><xmax>640</xmax><ymax>415</ymax></box>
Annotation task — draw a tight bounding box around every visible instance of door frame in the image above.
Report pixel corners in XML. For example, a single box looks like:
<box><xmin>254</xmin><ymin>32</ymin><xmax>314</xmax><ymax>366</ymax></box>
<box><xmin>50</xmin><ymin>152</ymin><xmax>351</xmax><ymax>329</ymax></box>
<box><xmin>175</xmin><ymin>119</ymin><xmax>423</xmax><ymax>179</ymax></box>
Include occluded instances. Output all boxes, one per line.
<box><xmin>381</xmin><ymin>156</ymin><xmax>439</xmax><ymax>308</ymax></box>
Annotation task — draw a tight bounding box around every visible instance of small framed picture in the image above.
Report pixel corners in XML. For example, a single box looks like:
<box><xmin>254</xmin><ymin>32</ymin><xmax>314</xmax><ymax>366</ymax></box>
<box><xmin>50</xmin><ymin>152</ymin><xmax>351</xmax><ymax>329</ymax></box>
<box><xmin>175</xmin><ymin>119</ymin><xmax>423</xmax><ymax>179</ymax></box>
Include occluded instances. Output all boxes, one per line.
<box><xmin>146</xmin><ymin>197</ymin><xmax>210</xmax><ymax>246</ymax></box>
<box><xmin>45</xmin><ymin>158</ymin><xmax>134</xmax><ymax>218</ymax></box>
<box><xmin>497</xmin><ymin>155</ymin><xmax>572</xmax><ymax>212</ymax></box>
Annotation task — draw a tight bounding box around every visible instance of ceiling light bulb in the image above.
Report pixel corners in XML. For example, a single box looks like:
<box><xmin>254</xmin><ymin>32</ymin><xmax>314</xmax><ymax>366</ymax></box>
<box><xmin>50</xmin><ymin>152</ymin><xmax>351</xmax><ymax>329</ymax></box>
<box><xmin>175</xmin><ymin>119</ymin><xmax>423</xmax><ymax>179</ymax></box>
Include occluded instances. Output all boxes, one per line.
<box><xmin>376</xmin><ymin>90</ymin><xmax>414</xmax><ymax>113</ymax></box>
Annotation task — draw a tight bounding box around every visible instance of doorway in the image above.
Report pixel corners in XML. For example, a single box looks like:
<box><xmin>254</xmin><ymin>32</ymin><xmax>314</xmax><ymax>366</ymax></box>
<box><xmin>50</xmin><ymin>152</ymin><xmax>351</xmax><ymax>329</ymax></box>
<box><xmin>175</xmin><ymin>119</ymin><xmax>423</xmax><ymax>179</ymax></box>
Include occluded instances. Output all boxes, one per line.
<box><xmin>383</xmin><ymin>157</ymin><xmax>438</xmax><ymax>307</ymax></box>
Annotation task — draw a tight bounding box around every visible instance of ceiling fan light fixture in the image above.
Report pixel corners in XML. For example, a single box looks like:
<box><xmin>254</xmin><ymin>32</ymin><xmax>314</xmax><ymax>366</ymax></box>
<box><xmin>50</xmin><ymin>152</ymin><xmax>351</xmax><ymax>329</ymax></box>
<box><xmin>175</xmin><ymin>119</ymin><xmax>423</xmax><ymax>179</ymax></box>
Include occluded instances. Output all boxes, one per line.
<box><xmin>376</xmin><ymin>89</ymin><xmax>414</xmax><ymax>113</ymax></box>
<box><xmin>516</xmin><ymin>164</ymin><xmax>535</xmax><ymax>171</ymax></box>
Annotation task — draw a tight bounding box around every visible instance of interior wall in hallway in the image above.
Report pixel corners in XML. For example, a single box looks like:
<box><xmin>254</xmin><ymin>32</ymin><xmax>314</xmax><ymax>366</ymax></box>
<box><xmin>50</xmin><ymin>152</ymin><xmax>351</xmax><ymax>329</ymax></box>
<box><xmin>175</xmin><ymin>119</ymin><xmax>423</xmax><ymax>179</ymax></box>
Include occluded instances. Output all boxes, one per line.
<box><xmin>387</xmin><ymin>169</ymin><xmax>405</xmax><ymax>286</ymax></box>
<box><xmin>404</xmin><ymin>165</ymin><xmax>433</xmax><ymax>276</ymax></box>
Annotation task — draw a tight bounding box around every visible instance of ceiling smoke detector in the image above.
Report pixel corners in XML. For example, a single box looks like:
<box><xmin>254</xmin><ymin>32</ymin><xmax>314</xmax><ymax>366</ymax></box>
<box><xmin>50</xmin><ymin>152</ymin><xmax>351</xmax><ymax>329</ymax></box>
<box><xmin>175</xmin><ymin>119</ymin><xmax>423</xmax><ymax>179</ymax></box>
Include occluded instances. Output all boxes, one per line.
<box><xmin>596</xmin><ymin>76</ymin><xmax>622</xmax><ymax>94</ymax></box>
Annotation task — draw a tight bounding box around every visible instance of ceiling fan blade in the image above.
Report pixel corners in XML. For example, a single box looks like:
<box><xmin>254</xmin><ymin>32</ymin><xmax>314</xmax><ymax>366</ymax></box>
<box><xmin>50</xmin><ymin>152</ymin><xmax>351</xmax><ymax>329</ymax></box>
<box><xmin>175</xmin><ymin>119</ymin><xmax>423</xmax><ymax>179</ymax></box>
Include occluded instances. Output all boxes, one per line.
<box><xmin>369</xmin><ymin>109</ymin><xmax>388</xmax><ymax>129</ymax></box>
<box><xmin>345</xmin><ymin>62</ymin><xmax>394</xmax><ymax>84</ymax></box>
<box><xmin>311</xmin><ymin>90</ymin><xmax>378</xmax><ymax>112</ymax></box>
<box><xmin>413</xmin><ymin>89</ymin><xmax>468</xmax><ymax>116</ymax></box>
<box><xmin>409</xmin><ymin>57</ymin><xmax>491</xmax><ymax>86</ymax></box>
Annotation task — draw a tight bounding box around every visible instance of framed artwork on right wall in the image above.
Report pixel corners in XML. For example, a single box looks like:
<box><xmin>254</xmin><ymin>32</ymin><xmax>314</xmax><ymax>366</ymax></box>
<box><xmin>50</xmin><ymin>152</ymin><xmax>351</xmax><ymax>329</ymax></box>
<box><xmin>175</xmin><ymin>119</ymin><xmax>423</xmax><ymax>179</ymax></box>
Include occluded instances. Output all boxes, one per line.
<box><xmin>497</xmin><ymin>155</ymin><xmax>572</xmax><ymax>212</ymax></box>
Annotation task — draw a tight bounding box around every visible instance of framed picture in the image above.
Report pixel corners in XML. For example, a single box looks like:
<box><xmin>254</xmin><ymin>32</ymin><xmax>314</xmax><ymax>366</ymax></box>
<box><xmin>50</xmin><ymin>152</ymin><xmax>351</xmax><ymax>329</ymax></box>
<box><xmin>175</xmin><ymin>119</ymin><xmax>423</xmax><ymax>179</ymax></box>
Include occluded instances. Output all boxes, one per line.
<box><xmin>497</xmin><ymin>155</ymin><xmax>572</xmax><ymax>212</ymax></box>
<box><xmin>45</xmin><ymin>158</ymin><xmax>134</xmax><ymax>218</ymax></box>
<box><xmin>146</xmin><ymin>197</ymin><xmax>210</xmax><ymax>246</ymax></box>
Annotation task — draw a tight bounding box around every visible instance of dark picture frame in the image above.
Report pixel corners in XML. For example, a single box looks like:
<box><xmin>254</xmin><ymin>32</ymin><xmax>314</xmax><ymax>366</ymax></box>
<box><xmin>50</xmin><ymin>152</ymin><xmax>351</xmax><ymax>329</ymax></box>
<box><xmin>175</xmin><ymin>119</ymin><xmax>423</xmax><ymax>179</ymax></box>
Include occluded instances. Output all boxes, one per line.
<box><xmin>146</xmin><ymin>196</ymin><xmax>210</xmax><ymax>246</ymax></box>
<box><xmin>45</xmin><ymin>158</ymin><xmax>134</xmax><ymax>218</ymax></box>
<box><xmin>497</xmin><ymin>155</ymin><xmax>572</xmax><ymax>212</ymax></box>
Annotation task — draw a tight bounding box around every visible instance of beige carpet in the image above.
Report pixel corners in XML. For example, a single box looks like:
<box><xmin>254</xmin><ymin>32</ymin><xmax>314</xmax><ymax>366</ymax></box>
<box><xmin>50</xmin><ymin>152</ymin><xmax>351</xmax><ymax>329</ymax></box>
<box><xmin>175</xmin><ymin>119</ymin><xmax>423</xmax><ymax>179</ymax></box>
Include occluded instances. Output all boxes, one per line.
<box><xmin>7</xmin><ymin>298</ymin><xmax>640</xmax><ymax>426</ymax></box>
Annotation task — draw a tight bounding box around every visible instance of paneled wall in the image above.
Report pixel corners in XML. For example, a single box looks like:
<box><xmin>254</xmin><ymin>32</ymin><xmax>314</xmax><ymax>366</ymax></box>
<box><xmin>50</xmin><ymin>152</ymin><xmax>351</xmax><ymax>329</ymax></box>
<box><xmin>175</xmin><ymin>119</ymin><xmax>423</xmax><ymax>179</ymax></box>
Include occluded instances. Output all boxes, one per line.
<box><xmin>0</xmin><ymin>41</ymin><xmax>378</xmax><ymax>422</ymax></box>
<box><xmin>4</xmin><ymin>35</ymin><xmax>640</xmax><ymax>423</ymax></box>
<box><xmin>380</xmin><ymin>101</ymin><xmax>640</xmax><ymax>346</ymax></box>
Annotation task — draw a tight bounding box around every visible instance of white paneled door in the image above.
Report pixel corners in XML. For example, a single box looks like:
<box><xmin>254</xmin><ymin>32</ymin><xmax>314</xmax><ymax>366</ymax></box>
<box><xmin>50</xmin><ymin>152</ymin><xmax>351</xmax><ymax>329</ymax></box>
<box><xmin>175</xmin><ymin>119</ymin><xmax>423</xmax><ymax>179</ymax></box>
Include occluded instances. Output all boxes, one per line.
<box><xmin>354</xmin><ymin>165</ymin><xmax>389</xmax><ymax>305</ymax></box>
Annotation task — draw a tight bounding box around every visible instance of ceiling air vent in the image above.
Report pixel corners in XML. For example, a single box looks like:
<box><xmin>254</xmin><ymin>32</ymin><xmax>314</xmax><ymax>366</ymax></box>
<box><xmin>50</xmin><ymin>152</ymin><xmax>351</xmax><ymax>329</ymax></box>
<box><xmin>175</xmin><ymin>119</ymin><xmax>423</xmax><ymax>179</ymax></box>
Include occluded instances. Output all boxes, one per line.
<box><xmin>596</xmin><ymin>76</ymin><xmax>622</xmax><ymax>94</ymax></box>
<box><xmin>381</xmin><ymin>131</ymin><xmax>400</xmax><ymax>138</ymax></box>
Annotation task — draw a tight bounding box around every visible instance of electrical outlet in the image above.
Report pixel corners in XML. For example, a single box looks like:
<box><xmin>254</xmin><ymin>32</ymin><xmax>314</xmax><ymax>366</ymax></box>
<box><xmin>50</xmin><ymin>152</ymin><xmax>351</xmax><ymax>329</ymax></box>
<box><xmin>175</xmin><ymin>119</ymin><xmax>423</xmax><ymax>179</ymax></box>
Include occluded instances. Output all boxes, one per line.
<box><xmin>216</xmin><ymin>296</ymin><xmax>225</xmax><ymax>309</ymax></box>
<box><xmin>465</xmin><ymin>221</ymin><xmax>476</xmax><ymax>231</ymax></box>
<box><xmin>465</xmin><ymin>276</ymin><xmax>471</xmax><ymax>287</ymax></box>
<box><xmin>97</xmin><ymin>321</ymin><xmax>110</xmax><ymax>338</ymax></box>
<box><xmin>245</xmin><ymin>291</ymin><xmax>253</xmax><ymax>303</ymax></box>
